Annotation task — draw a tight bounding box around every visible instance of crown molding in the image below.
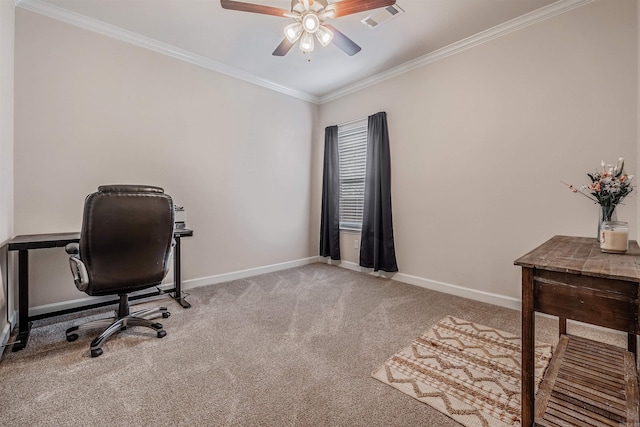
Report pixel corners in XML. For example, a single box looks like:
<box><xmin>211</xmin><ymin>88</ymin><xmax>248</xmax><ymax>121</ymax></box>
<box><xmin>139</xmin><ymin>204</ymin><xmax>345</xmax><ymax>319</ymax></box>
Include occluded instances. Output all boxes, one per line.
<box><xmin>319</xmin><ymin>0</ymin><xmax>596</xmax><ymax>104</ymax></box>
<box><xmin>15</xmin><ymin>0</ymin><xmax>594</xmax><ymax>106</ymax></box>
<box><xmin>14</xmin><ymin>0</ymin><xmax>320</xmax><ymax>104</ymax></box>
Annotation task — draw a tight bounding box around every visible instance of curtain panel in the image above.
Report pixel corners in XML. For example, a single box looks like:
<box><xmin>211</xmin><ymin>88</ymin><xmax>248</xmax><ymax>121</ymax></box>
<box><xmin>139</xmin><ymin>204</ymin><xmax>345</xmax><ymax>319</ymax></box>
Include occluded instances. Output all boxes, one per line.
<box><xmin>359</xmin><ymin>112</ymin><xmax>398</xmax><ymax>272</ymax></box>
<box><xmin>319</xmin><ymin>125</ymin><xmax>341</xmax><ymax>260</ymax></box>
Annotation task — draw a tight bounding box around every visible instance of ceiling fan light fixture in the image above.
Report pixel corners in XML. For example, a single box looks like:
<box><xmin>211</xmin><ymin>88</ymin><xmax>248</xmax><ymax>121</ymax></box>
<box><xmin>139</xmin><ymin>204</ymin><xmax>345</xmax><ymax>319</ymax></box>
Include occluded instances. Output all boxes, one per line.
<box><xmin>302</xmin><ymin>13</ymin><xmax>320</xmax><ymax>33</ymax></box>
<box><xmin>299</xmin><ymin>31</ymin><xmax>314</xmax><ymax>52</ymax></box>
<box><xmin>284</xmin><ymin>22</ymin><xmax>303</xmax><ymax>43</ymax></box>
<box><xmin>315</xmin><ymin>25</ymin><xmax>333</xmax><ymax>47</ymax></box>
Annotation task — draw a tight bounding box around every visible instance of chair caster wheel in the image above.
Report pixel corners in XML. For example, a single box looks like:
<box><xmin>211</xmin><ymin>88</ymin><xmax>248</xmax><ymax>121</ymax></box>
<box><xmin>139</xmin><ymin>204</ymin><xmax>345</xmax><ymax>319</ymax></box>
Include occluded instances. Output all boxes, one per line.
<box><xmin>66</xmin><ymin>334</ymin><xmax>79</xmax><ymax>342</ymax></box>
<box><xmin>162</xmin><ymin>312</ymin><xmax>170</xmax><ymax>319</ymax></box>
<box><xmin>91</xmin><ymin>348</ymin><xmax>103</xmax><ymax>357</ymax></box>
<box><xmin>157</xmin><ymin>330</ymin><xmax>166</xmax><ymax>338</ymax></box>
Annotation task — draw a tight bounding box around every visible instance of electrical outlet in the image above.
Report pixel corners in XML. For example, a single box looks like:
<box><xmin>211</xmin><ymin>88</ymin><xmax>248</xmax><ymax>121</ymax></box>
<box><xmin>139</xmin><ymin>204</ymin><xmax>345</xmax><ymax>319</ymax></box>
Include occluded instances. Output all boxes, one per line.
<box><xmin>354</xmin><ymin>239</ymin><xmax>360</xmax><ymax>249</ymax></box>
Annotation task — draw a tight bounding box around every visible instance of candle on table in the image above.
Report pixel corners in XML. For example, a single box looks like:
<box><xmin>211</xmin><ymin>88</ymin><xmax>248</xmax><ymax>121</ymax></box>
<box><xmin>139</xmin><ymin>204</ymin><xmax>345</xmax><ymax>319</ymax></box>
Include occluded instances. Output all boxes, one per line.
<box><xmin>600</xmin><ymin>223</ymin><xmax>629</xmax><ymax>254</ymax></box>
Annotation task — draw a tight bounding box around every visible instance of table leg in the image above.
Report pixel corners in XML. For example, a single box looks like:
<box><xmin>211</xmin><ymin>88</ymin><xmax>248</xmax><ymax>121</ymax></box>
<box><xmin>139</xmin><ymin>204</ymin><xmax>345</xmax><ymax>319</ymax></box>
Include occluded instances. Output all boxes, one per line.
<box><xmin>521</xmin><ymin>267</ymin><xmax>535</xmax><ymax>426</ymax></box>
<box><xmin>171</xmin><ymin>236</ymin><xmax>191</xmax><ymax>309</ymax></box>
<box><xmin>12</xmin><ymin>250</ymin><xmax>31</xmax><ymax>352</ymax></box>
<box><xmin>628</xmin><ymin>334</ymin><xmax>637</xmax><ymax>361</ymax></box>
<box><xmin>559</xmin><ymin>317</ymin><xmax>566</xmax><ymax>337</ymax></box>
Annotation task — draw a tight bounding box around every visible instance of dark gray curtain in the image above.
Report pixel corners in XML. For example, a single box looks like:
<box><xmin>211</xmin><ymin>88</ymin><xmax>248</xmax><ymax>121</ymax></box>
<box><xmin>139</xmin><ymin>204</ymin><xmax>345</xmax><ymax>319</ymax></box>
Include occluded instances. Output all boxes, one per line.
<box><xmin>319</xmin><ymin>125</ymin><xmax>340</xmax><ymax>260</ymax></box>
<box><xmin>359</xmin><ymin>112</ymin><xmax>398</xmax><ymax>272</ymax></box>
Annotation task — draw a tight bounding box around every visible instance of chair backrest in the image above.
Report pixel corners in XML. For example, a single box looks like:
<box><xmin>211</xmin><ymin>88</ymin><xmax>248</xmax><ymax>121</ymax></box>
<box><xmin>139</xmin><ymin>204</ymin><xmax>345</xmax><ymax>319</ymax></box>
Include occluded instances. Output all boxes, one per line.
<box><xmin>79</xmin><ymin>185</ymin><xmax>175</xmax><ymax>296</ymax></box>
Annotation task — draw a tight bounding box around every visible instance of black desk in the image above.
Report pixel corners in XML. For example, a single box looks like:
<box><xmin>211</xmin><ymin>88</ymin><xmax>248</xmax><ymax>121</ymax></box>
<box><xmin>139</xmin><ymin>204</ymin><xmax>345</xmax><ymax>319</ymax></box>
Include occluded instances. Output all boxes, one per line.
<box><xmin>6</xmin><ymin>228</ymin><xmax>193</xmax><ymax>352</ymax></box>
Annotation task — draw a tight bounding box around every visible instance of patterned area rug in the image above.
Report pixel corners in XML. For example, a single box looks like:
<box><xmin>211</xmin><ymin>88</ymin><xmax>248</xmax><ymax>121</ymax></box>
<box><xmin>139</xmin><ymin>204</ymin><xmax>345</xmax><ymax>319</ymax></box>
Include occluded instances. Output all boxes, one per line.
<box><xmin>372</xmin><ymin>316</ymin><xmax>553</xmax><ymax>427</ymax></box>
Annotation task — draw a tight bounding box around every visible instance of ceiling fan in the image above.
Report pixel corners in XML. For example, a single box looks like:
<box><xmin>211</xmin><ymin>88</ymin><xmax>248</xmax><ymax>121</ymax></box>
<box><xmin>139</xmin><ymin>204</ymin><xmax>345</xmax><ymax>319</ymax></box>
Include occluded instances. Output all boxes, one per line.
<box><xmin>220</xmin><ymin>0</ymin><xmax>397</xmax><ymax>57</ymax></box>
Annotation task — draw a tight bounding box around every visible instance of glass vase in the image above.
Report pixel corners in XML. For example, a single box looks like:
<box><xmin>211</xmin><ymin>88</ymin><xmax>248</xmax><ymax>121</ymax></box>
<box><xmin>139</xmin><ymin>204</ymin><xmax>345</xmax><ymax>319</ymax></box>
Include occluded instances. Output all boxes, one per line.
<box><xmin>597</xmin><ymin>204</ymin><xmax>617</xmax><ymax>242</ymax></box>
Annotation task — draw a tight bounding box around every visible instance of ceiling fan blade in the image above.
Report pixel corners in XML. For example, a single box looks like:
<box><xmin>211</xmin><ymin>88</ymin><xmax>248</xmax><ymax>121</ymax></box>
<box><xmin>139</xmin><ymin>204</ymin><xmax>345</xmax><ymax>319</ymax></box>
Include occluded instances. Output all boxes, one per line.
<box><xmin>324</xmin><ymin>24</ymin><xmax>361</xmax><ymax>56</ymax></box>
<box><xmin>332</xmin><ymin>0</ymin><xmax>396</xmax><ymax>18</ymax></box>
<box><xmin>272</xmin><ymin>38</ymin><xmax>295</xmax><ymax>56</ymax></box>
<box><xmin>220</xmin><ymin>0</ymin><xmax>289</xmax><ymax>17</ymax></box>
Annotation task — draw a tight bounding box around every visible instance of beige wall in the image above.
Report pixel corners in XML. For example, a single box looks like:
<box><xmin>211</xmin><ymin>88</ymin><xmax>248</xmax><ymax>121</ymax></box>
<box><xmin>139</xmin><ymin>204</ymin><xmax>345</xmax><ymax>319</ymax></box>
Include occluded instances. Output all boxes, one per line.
<box><xmin>315</xmin><ymin>0</ymin><xmax>638</xmax><ymax>301</ymax></box>
<box><xmin>8</xmin><ymin>0</ymin><xmax>640</xmax><ymax>314</ymax></box>
<box><xmin>0</xmin><ymin>0</ymin><xmax>15</xmax><ymax>342</ymax></box>
<box><xmin>14</xmin><ymin>9</ymin><xmax>316</xmax><ymax>307</ymax></box>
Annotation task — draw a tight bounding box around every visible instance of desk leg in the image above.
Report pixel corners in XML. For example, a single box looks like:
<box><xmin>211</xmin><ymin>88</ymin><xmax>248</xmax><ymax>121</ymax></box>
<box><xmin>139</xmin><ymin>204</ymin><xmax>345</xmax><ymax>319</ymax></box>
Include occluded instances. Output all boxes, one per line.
<box><xmin>12</xmin><ymin>250</ymin><xmax>31</xmax><ymax>352</ymax></box>
<box><xmin>521</xmin><ymin>267</ymin><xmax>535</xmax><ymax>427</ymax></box>
<box><xmin>171</xmin><ymin>236</ymin><xmax>191</xmax><ymax>309</ymax></box>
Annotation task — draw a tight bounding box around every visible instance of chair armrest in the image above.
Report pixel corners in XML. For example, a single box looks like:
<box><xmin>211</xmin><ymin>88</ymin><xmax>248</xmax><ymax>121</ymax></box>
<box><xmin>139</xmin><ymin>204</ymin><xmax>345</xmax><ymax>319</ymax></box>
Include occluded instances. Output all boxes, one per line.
<box><xmin>65</xmin><ymin>242</ymin><xmax>79</xmax><ymax>255</ymax></box>
<box><xmin>68</xmin><ymin>255</ymin><xmax>89</xmax><ymax>291</ymax></box>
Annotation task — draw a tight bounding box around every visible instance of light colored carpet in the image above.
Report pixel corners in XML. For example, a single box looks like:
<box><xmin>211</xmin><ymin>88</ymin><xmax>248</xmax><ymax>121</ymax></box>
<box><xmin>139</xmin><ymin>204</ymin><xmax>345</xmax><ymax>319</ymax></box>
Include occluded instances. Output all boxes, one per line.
<box><xmin>0</xmin><ymin>263</ymin><xmax>627</xmax><ymax>426</ymax></box>
<box><xmin>372</xmin><ymin>316</ymin><xmax>553</xmax><ymax>427</ymax></box>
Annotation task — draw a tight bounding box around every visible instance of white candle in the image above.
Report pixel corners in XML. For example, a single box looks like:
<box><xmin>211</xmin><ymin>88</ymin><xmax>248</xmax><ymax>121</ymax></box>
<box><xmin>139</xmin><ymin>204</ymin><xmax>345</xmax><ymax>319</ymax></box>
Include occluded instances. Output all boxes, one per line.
<box><xmin>600</xmin><ymin>229</ymin><xmax>629</xmax><ymax>253</ymax></box>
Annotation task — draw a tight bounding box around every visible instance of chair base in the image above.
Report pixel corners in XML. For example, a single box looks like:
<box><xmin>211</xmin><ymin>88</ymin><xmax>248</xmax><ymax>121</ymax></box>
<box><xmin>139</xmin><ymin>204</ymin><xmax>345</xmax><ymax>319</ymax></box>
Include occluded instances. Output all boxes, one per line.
<box><xmin>66</xmin><ymin>300</ymin><xmax>170</xmax><ymax>357</ymax></box>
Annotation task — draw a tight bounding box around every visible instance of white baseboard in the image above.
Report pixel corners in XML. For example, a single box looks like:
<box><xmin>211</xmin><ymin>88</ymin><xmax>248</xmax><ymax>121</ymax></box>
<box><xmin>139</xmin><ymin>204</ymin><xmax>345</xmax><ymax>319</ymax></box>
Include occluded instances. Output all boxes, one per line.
<box><xmin>324</xmin><ymin>259</ymin><xmax>628</xmax><ymax>338</ymax></box>
<box><xmin>28</xmin><ymin>256</ymin><xmax>321</xmax><ymax>317</ymax></box>
<box><xmin>179</xmin><ymin>256</ymin><xmax>321</xmax><ymax>290</ymax></box>
<box><xmin>27</xmin><ymin>256</ymin><xmax>520</xmax><ymax>318</ymax></box>
<box><xmin>322</xmin><ymin>258</ymin><xmax>521</xmax><ymax>310</ymax></box>
<box><xmin>394</xmin><ymin>272</ymin><xmax>521</xmax><ymax>310</ymax></box>
<box><xmin>15</xmin><ymin>257</ymin><xmax>629</xmax><ymax>341</ymax></box>
<box><xmin>0</xmin><ymin>311</ymin><xmax>17</xmax><ymax>358</ymax></box>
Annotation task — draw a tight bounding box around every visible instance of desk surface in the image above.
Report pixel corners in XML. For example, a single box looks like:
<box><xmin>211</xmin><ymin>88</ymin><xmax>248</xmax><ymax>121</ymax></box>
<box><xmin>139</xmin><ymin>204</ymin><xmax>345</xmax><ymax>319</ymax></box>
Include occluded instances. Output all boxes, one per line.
<box><xmin>7</xmin><ymin>232</ymin><xmax>81</xmax><ymax>251</ymax></box>
<box><xmin>514</xmin><ymin>235</ymin><xmax>640</xmax><ymax>282</ymax></box>
<box><xmin>7</xmin><ymin>229</ymin><xmax>193</xmax><ymax>251</ymax></box>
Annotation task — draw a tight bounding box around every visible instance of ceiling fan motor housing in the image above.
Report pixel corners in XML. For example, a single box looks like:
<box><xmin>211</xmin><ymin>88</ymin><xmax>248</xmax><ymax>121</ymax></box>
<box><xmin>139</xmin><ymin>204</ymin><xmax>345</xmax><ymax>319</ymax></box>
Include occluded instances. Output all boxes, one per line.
<box><xmin>302</xmin><ymin>13</ymin><xmax>320</xmax><ymax>33</ymax></box>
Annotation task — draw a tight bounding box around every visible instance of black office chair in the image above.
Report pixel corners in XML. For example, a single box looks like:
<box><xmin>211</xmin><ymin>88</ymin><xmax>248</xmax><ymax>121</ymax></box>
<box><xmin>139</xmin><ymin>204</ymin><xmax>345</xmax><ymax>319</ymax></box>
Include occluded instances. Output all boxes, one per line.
<box><xmin>65</xmin><ymin>185</ymin><xmax>175</xmax><ymax>357</ymax></box>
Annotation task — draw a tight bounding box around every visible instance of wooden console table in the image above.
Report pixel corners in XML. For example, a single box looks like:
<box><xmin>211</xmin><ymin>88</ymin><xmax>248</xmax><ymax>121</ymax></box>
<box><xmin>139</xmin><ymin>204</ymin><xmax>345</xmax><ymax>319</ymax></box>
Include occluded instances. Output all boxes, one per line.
<box><xmin>515</xmin><ymin>235</ymin><xmax>640</xmax><ymax>426</ymax></box>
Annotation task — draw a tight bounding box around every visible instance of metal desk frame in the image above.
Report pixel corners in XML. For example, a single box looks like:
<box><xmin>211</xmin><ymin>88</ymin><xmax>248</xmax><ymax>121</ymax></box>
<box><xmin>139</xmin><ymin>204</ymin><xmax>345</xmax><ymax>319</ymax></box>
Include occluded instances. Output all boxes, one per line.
<box><xmin>6</xmin><ymin>228</ymin><xmax>193</xmax><ymax>352</ymax></box>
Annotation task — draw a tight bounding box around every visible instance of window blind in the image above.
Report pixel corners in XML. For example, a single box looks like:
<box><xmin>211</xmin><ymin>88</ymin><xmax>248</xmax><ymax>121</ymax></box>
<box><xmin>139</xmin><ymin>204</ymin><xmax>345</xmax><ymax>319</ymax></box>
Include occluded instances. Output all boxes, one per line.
<box><xmin>338</xmin><ymin>119</ymin><xmax>368</xmax><ymax>230</ymax></box>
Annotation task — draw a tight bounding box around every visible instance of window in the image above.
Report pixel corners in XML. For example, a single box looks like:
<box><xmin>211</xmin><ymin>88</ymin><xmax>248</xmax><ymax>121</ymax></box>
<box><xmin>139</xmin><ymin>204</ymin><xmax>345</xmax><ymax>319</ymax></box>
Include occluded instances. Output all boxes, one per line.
<box><xmin>338</xmin><ymin>119</ymin><xmax>368</xmax><ymax>230</ymax></box>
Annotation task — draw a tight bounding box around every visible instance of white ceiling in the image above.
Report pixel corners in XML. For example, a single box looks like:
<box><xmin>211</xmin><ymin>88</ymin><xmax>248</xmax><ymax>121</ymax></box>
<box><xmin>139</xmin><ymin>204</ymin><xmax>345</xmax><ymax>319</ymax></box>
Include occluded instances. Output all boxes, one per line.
<box><xmin>19</xmin><ymin>0</ymin><xmax>571</xmax><ymax>101</ymax></box>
